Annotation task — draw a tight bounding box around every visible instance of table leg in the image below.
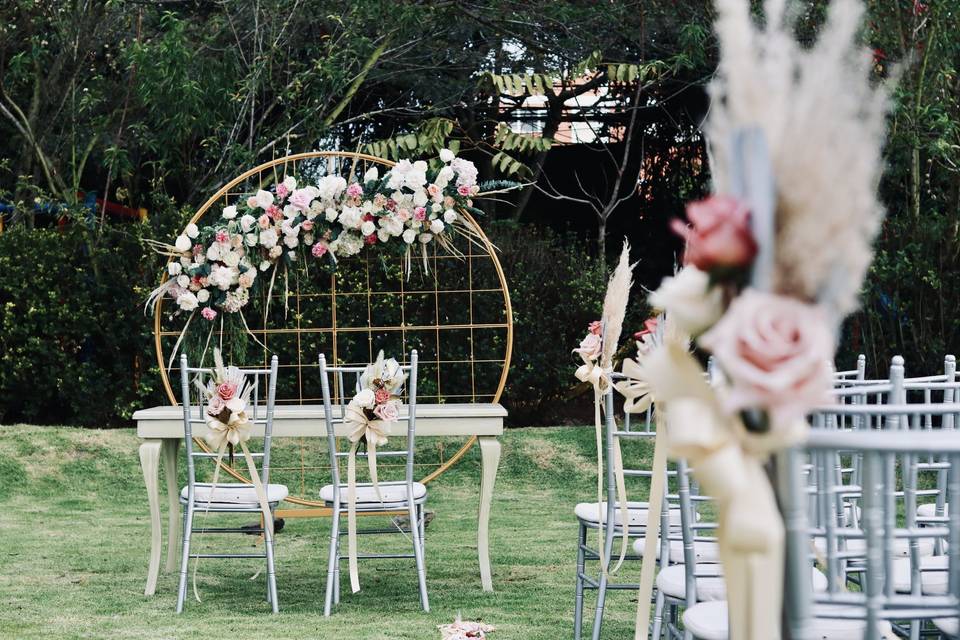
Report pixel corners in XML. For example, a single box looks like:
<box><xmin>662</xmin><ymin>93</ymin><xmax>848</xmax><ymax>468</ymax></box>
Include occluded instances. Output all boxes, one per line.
<box><xmin>139</xmin><ymin>440</ymin><xmax>162</xmax><ymax>596</ymax></box>
<box><xmin>477</xmin><ymin>436</ymin><xmax>501</xmax><ymax>592</ymax></box>
<box><xmin>163</xmin><ymin>439</ymin><xmax>180</xmax><ymax>573</ymax></box>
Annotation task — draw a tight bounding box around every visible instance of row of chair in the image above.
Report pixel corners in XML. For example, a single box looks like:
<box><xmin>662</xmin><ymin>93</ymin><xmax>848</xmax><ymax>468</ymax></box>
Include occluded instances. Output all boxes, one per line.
<box><xmin>576</xmin><ymin>355</ymin><xmax>960</xmax><ymax>639</ymax></box>
<box><xmin>174</xmin><ymin>350</ymin><xmax>428</xmax><ymax>615</ymax></box>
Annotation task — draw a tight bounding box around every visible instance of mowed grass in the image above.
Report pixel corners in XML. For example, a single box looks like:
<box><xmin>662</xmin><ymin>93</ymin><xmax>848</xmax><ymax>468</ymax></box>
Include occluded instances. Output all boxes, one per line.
<box><xmin>0</xmin><ymin>425</ymin><xmax>654</xmax><ymax>640</ymax></box>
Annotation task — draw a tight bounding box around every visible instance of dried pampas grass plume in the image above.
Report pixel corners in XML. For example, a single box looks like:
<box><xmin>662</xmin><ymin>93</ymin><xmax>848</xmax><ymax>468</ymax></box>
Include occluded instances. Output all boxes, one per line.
<box><xmin>706</xmin><ymin>0</ymin><xmax>890</xmax><ymax>320</ymax></box>
<box><xmin>600</xmin><ymin>240</ymin><xmax>637</xmax><ymax>368</ymax></box>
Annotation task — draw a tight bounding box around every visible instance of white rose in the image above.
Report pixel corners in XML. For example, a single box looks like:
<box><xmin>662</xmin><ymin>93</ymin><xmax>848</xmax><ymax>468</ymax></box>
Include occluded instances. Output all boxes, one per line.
<box><xmin>430</xmin><ymin>219</ymin><xmax>445</xmax><ymax>234</ymax></box>
<box><xmin>180</xmin><ymin>256</ymin><xmax>191</xmax><ymax>267</ymax></box>
<box><xmin>222</xmin><ymin>206</ymin><xmax>237</xmax><ymax>220</ymax></box>
<box><xmin>260</xmin><ymin>260</ymin><xmax>272</xmax><ymax>271</ymax></box>
<box><xmin>223</xmin><ymin>251</ymin><xmax>241</xmax><ymax>267</ymax></box>
<box><xmin>174</xmin><ymin>235</ymin><xmax>191</xmax><ymax>252</ymax></box>
<box><xmin>287</xmin><ymin>251</ymin><xmax>297</xmax><ymax>261</ymax></box>
<box><xmin>176</xmin><ymin>275</ymin><xmax>190</xmax><ymax>288</ymax></box>
<box><xmin>283</xmin><ymin>234</ymin><xmax>299</xmax><ymax>249</ymax></box>
<box><xmin>431</xmin><ymin>203</ymin><xmax>442</xmax><ymax>213</ymax></box>
<box><xmin>413</xmin><ymin>189</ymin><xmax>428</xmax><ymax>207</ymax></box>
<box><xmin>363</xmin><ymin>166</ymin><xmax>379</xmax><ymax>182</ymax></box>
<box><xmin>443</xmin><ymin>209</ymin><xmax>457</xmax><ymax>224</ymax></box>
<box><xmin>377</xmin><ymin>229</ymin><xmax>390</xmax><ymax>242</ymax></box>
<box><xmin>354</xmin><ymin>389</ymin><xmax>376</xmax><ymax>409</ymax></box>
<box><xmin>360</xmin><ymin>220</ymin><xmax>376</xmax><ymax>236</ymax></box>
<box><xmin>254</xmin><ymin>189</ymin><xmax>274</xmax><ymax>209</ymax></box>
<box><xmin>245</xmin><ymin>233</ymin><xmax>258</xmax><ymax>246</ymax></box>
<box><xmin>439</xmin><ymin>148</ymin><xmax>455</xmax><ymax>163</ymax></box>
<box><xmin>269</xmin><ymin>245</ymin><xmax>283</xmax><ymax>259</ymax></box>
<box><xmin>259</xmin><ymin>228</ymin><xmax>279</xmax><ymax>249</ymax></box>
<box><xmin>240</xmin><ymin>214</ymin><xmax>257</xmax><ymax>232</ymax></box>
<box><xmin>206</xmin><ymin>244</ymin><xmax>222</xmax><ymax>262</ymax></box>
<box><xmin>436</xmin><ymin>165</ymin><xmax>454</xmax><ymax>186</ymax></box>
<box><xmin>402</xmin><ymin>229</ymin><xmax>417</xmax><ymax>244</ymax></box>
<box><xmin>418</xmin><ymin>233</ymin><xmax>433</xmax><ymax>244</ymax></box>
<box><xmin>177</xmin><ymin>291</ymin><xmax>198</xmax><ymax>311</ymax></box>
<box><xmin>361</xmin><ymin>200</ymin><xmax>373</xmax><ymax>213</ymax></box>
<box><xmin>185</xmin><ymin>223</ymin><xmax>200</xmax><ymax>239</ymax></box>
<box><xmin>380</xmin><ymin>216</ymin><xmax>404</xmax><ymax>237</ymax></box>
<box><xmin>283</xmin><ymin>175</ymin><xmax>297</xmax><ymax>191</ymax></box>
<box><xmin>325</xmin><ymin>207</ymin><xmax>338</xmax><ymax>222</ymax></box>
<box><xmin>168</xmin><ymin>262</ymin><xmax>182</xmax><ymax>276</ymax></box>
<box><xmin>648</xmin><ymin>267</ymin><xmax>725</xmax><ymax>336</ymax></box>
<box><xmin>196</xmin><ymin>289</ymin><xmax>210</xmax><ymax>303</ymax></box>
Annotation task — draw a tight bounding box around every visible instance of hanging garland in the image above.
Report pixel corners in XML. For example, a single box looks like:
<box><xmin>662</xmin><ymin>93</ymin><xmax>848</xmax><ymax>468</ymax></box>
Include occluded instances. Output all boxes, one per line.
<box><xmin>146</xmin><ymin>151</ymin><xmax>513</xmax><ymax>362</ymax></box>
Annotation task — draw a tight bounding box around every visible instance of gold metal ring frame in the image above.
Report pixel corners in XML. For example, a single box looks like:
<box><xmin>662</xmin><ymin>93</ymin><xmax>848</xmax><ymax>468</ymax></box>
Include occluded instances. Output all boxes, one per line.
<box><xmin>154</xmin><ymin>151</ymin><xmax>513</xmax><ymax>512</ymax></box>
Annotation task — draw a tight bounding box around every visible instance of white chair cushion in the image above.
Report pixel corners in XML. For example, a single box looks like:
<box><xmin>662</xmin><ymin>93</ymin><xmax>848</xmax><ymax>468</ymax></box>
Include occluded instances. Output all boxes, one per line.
<box><xmin>181</xmin><ymin>482</ymin><xmax>288</xmax><ymax>505</ymax></box>
<box><xmin>320</xmin><ymin>481</ymin><xmax>426</xmax><ymax>504</ymax></box>
<box><xmin>892</xmin><ymin>554</ymin><xmax>949</xmax><ymax>594</ymax></box>
<box><xmin>934</xmin><ymin>617</ymin><xmax>958</xmax><ymax>637</ymax></box>
<box><xmin>657</xmin><ymin>565</ymin><xmax>828</xmax><ymax>603</ymax></box>
<box><xmin>917</xmin><ymin>502</ymin><xmax>949</xmax><ymax>519</ymax></box>
<box><xmin>814</xmin><ymin>535</ymin><xmax>935</xmax><ymax>559</ymax></box>
<box><xmin>683</xmin><ymin>601</ymin><xmax>894</xmax><ymax>639</ymax></box>
<box><xmin>574</xmin><ymin>501</ymin><xmax>682</xmax><ymax>527</ymax></box>
<box><xmin>633</xmin><ymin>536</ymin><xmax>720</xmax><ymax>563</ymax></box>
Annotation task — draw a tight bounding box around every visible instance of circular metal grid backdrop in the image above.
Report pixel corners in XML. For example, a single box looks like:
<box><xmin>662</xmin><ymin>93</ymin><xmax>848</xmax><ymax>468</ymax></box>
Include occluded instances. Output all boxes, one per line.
<box><xmin>153</xmin><ymin>152</ymin><xmax>513</xmax><ymax>507</ymax></box>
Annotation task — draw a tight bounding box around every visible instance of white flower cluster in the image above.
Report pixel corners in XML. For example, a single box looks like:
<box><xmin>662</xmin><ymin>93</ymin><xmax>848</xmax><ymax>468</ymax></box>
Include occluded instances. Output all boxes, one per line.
<box><xmin>162</xmin><ymin>151</ymin><xmax>480</xmax><ymax>318</ymax></box>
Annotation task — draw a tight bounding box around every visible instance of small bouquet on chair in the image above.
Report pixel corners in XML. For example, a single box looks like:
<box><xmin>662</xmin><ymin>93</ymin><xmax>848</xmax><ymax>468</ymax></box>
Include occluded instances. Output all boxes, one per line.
<box><xmin>196</xmin><ymin>348</ymin><xmax>253</xmax><ymax>464</ymax></box>
<box><xmin>342</xmin><ymin>350</ymin><xmax>408</xmax><ymax>594</ymax></box>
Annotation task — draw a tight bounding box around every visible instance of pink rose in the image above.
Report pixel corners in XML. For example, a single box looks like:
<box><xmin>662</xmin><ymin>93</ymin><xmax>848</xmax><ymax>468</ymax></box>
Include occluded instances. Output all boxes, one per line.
<box><xmin>427</xmin><ymin>184</ymin><xmax>441</xmax><ymax>200</ymax></box>
<box><xmin>207</xmin><ymin>395</ymin><xmax>226</xmax><ymax>416</ymax></box>
<box><xmin>575</xmin><ymin>332</ymin><xmax>603</xmax><ymax>361</ymax></box>
<box><xmin>267</xmin><ymin>205</ymin><xmax>283</xmax><ymax>221</ymax></box>
<box><xmin>258</xmin><ymin>215</ymin><xmax>271</xmax><ymax>230</ymax></box>
<box><xmin>201</xmin><ymin>307</ymin><xmax>217</xmax><ymax>321</ymax></box>
<box><xmin>413</xmin><ymin>207</ymin><xmax>427</xmax><ymax>222</ymax></box>
<box><xmin>699</xmin><ymin>289</ymin><xmax>834</xmax><ymax>422</ymax></box>
<box><xmin>216</xmin><ymin>381</ymin><xmax>238</xmax><ymax>401</ymax></box>
<box><xmin>215</xmin><ymin>229</ymin><xmax>229</xmax><ymax>244</ymax></box>
<box><xmin>311</xmin><ymin>241</ymin><xmax>328</xmax><ymax>258</ymax></box>
<box><xmin>588</xmin><ymin>320</ymin><xmax>602</xmax><ymax>336</ymax></box>
<box><xmin>302</xmin><ymin>220</ymin><xmax>315</xmax><ymax>232</ymax></box>
<box><xmin>288</xmin><ymin>188</ymin><xmax>313</xmax><ymax>211</ymax></box>
<box><xmin>671</xmin><ymin>195</ymin><xmax>757</xmax><ymax>273</ymax></box>
<box><xmin>457</xmin><ymin>185</ymin><xmax>471</xmax><ymax>196</ymax></box>
<box><xmin>374</xmin><ymin>388</ymin><xmax>391</xmax><ymax>405</ymax></box>
<box><xmin>443</xmin><ymin>196</ymin><xmax>455</xmax><ymax>208</ymax></box>
<box><xmin>275</xmin><ymin>183</ymin><xmax>289</xmax><ymax>200</ymax></box>
<box><xmin>346</xmin><ymin>183</ymin><xmax>363</xmax><ymax>198</ymax></box>
<box><xmin>373</xmin><ymin>402</ymin><xmax>399</xmax><ymax>422</ymax></box>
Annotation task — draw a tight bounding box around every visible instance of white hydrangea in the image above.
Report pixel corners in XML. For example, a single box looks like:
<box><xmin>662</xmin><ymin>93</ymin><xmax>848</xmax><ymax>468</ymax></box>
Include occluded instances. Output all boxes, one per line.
<box><xmin>334</xmin><ymin>232</ymin><xmax>364</xmax><ymax>256</ymax></box>
<box><xmin>386</xmin><ymin>159</ymin><xmax>428</xmax><ymax>191</ymax></box>
<box><xmin>451</xmin><ymin>158</ymin><xmax>478</xmax><ymax>187</ymax></box>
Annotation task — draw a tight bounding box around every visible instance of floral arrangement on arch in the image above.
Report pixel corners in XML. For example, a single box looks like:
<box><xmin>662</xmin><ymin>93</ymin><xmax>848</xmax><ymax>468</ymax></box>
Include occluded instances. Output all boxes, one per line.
<box><xmin>148</xmin><ymin>150</ymin><xmax>484</xmax><ymax>324</ymax></box>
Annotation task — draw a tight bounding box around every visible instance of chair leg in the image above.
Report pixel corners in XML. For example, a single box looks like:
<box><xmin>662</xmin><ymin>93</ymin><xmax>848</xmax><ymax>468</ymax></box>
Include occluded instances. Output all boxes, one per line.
<box><xmin>324</xmin><ymin>509</ymin><xmax>340</xmax><ymax>616</ymax></box>
<box><xmin>333</xmin><ymin>532</ymin><xmax>341</xmax><ymax>605</ymax></box>
<box><xmin>651</xmin><ymin>588</ymin><xmax>665</xmax><ymax>640</ymax></box>
<box><xmin>175</xmin><ymin>504</ymin><xmax>194</xmax><ymax>613</ymax></box>
<box><xmin>574</xmin><ymin>523</ymin><xmax>587</xmax><ymax>640</ymax></box>
<box><xmin>590</xmin><ymin>524</ymin><xmax>616</xmax><ymax>640</ymax></box>
<box><xmin>409</xmin><ymin>500</ymin><xmax>429</xmax><ymax>612</ymax></box>
<box><xmin>264</xmin><ymin>508</ymin><xmax>279</xmax><ymax>614</ymax></box>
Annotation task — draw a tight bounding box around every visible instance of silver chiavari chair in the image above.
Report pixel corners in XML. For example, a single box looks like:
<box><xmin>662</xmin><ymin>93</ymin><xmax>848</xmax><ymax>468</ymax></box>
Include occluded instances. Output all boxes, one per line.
<box><xmin>781</xmin><ymin>425</ymin><xmax>960</xmax><ymax>640</ymax></box>
<box><xmin>317</xmin><ymin>350</ymin><xmax>428</xmax><ymax>616</ymax></box>
<box><xmin>574</xmin><ymin>376</ymin><xmax>682</xmax><ymax>640</ymax></box>
<box><xmin>176</xmin><ymin>354</ymin><xmax>284</xmax><ymax>613</ymax></box>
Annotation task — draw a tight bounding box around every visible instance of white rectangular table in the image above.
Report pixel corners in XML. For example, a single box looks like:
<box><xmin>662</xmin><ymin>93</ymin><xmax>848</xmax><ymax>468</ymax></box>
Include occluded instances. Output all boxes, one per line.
<box><xmin>134</xmin><ymin>402</ymin><xmax>505</xmax><ymax>596</ymax></box>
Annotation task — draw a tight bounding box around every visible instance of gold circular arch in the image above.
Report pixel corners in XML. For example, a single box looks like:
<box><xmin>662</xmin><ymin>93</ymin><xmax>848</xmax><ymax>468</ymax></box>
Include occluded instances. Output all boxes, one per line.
<box><xmin>153</xmin><ymin>151</ymin><xmax>512</xmax><ymax>507</ymax></box>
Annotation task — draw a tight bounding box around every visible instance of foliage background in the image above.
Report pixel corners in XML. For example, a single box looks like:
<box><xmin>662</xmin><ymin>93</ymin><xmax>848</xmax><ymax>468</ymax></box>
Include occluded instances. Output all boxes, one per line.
<box><xmin>0</xmin><ymin>1</ymin><xmax>957</xmax><ymax>425</ymax></box>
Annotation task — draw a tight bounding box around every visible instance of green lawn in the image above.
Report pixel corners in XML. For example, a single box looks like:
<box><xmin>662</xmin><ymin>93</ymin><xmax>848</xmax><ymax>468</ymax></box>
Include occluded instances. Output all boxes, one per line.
<box><xmin>0</xmin><ymin>425</ymin><xmax>653</xmax><ymax>639</ymax></box>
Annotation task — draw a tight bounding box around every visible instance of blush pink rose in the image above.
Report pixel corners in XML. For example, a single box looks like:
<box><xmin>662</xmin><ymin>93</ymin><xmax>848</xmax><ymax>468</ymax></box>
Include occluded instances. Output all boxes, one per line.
<box><xmin>346</xmin><ymin>183</ymin><xmax>363</xmax><ymax>198</ymax></box>
<box><xmin>671</xmin><ymin>195</ymin><xmax>757</xmax><ymax>273</ymax></box>
<box><xmin>457</xmin><ymin>185</ymin><xmax>471</xmax><ymax>196</ymax></box>
<box><xmin>427</xmin><ymin>184</ymin><xmax>441</xmax><ymax>200</ymax></box>
<box><xmin>207</xmin><ymin>395</ymin><xmax>226</xmax><ymax>416</ymax></box>
<box><xmin>374</xmin><ymin>388</ymin><xmax>391</xmax><ymax>404</ymax></box>
<box><xmin>301</xmin><ymin>220</ymin><xmax>314</xmax><ymax>231</ymax></box>
<box><xmin>397</xmin><ymin>208</ymin><xmax>411</xmax><ymax>222</ymax></box>
<box><xmin>311</xmin><ymin>241</ymin><xmax>328</xmax><ymax>258</ymax></box>
<box><xmin>288</xmin><ymin>188</ymin><xmax>313</xmax><ymax>211</ymax></box>
<box><xmin>201</xmin><ymin>307</ymin><xmax>217</xmax><ymax>321</ymax></box>
<box><xmin>246</xmin><ymin>195</ymin><xmax>259</xmax><ymax>209</ymax></box>
<box><xmin>258</xmin><ymin>214</ymin><xmax>271</xmax><ymax>230</ymax></box>
<box><xmin>575</xmin><ymin>332</ymin><xmax>602</xmax><ymax>361</ymax></box>
<box><xmin>373</xmin><ymin>401</ymin><xmax>399</xmax><ymax>422</ymax></box>
<box><xmin>275</xmin><ymin>183</ymin><xmax>289</xmax><ymax>200</ymax></box>
<box><xmin>699</xmin><ymin>289</ymin><xmax>834</xmax><ymax>422</ymax></box>
<box><xmin>216</xmin><ymin>381</ymin><xmax>238</xmax><ymax>401</ymax></box>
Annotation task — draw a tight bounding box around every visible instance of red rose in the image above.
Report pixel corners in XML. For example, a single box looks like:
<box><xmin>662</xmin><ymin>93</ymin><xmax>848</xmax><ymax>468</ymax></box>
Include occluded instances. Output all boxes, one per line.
<box><xmin>671</xmin><ymin>195</ymin><xmax>757</xmax><ymax>273</ymax></box>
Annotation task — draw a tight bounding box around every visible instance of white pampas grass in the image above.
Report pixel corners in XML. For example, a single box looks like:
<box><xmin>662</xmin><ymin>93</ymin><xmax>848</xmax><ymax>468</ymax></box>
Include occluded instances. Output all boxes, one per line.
<box><xmin>600</xmin><ymin>240</ymin><xmax>637</xmax><ymax>368</ymax></box>
<box><xmin>706</xmin><ymin>0</ymin><xmax>890</xmax><ymax>320</ymax></box>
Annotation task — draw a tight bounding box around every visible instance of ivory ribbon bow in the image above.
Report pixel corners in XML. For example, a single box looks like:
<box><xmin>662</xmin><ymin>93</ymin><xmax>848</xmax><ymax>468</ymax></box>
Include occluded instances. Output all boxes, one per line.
<box><xmin>193</xmin><ymin>403</ymin><xmax>274</xmax><ymax>602</ymax></box>
<box><xmin>640</xmin><ymin>341</ymin><xmax>798</xmax><ymax>640</ymax></box>
<box><xmin>574</xmin><ymin>356</ymin><xmax>631</xmax><ymax>575</ymax></box>
<box><xmin>343</xmin><ymin>400</ymin><xmax>390</xmax><ymax>594</ymax></box>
